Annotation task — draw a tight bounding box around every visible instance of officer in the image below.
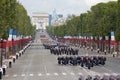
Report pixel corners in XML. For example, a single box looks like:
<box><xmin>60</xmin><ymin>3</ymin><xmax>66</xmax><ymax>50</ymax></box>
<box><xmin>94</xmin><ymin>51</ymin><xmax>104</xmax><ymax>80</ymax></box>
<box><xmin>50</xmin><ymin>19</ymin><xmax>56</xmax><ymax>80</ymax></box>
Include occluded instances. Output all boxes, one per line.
<box><xmin>57</xmin><ymin>56</ymin><xmax>61</xmax><ymax>65</ymax></box>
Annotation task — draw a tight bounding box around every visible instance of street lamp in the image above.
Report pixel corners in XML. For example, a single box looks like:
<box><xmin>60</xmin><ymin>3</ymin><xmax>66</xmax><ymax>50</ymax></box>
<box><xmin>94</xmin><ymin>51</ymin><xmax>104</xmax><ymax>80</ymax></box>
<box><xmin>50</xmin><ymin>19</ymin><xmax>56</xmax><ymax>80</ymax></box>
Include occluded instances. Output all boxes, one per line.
<box><xmin>0</xmin><ymin>39</ymin><xmax>3</xmax><ymax>67</ymax></box>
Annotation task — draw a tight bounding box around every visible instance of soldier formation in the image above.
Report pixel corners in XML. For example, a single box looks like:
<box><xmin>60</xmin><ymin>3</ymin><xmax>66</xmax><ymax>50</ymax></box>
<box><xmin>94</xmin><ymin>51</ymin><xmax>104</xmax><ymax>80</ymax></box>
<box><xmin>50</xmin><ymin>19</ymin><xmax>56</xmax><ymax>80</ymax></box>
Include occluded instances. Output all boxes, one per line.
<box><xmin>43</xmin><ymin>42</ymin><xmax>106</xmax><ymax>70</ymax></box>
<box><xmin>57</xmin><ymin>55</ymin><xmax>106</xmax><ymax>69</ymax></box>
<box><xmin>41</xmin><ymin>35</ymin><xmax>120</xmax><ymax>80</ymax></box>
<box><xmin>50</xmin><ymin>46</ymin><xmax>79</xmax><ymax>55</ymax></box>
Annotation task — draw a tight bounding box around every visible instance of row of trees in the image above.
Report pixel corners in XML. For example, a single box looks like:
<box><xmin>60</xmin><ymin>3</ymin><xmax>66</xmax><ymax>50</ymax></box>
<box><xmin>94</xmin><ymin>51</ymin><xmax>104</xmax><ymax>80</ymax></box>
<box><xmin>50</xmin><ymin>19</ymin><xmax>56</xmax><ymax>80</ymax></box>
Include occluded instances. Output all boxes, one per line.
<box><xmin>47</xmin><ymin>0</ymin><xmax>120</xmax><ymax>42</ymax></box>
<box><xmin>0</xmin><ymin>0</ymin><xmax>35</xmax><ymax>39</ymax></box>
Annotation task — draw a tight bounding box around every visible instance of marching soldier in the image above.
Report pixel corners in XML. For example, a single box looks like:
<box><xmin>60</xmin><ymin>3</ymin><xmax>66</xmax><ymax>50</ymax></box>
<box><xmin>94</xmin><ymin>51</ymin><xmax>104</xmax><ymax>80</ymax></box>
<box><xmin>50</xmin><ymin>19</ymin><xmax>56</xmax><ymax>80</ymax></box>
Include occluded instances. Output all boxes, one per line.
<box><xmin>72</xmin><ymin>56</ymin><xmax>77</xmax><ymax>66</ymax></box>
<box><xmin>77</xmin><ymin>56</ymin><xmax>81</xmax><ymax>65</ymax></box>
<box><xmin>81</xmin><ymin>56</ymin><xmax>84</xmax><ymax>67</ymax></box>
<box><xmin>57</xmin><ymin>55</ymin><xmax>62</xmax><ymax>65</ymax></box>
<box><xmin>87</xmin><ymin>58</ymin><xmax>91</xmax><ymax>69</ymax></box>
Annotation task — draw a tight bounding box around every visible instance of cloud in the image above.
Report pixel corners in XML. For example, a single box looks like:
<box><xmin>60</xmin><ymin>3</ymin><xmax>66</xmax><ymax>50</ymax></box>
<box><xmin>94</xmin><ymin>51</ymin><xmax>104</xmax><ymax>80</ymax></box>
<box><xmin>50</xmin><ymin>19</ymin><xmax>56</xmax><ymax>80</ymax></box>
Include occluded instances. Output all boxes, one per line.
<box><xmin>18</xmin><ymin>0</ymin><xmax>89</xmax><ymax>16</ymax></box>
<box><xmin>18</xmin><ymin>0</ymin><xmax>117</xmax><ymax>17</ymax></box>
<box><xmin>85</xmin><ymin>0</ymin><xmax>117</xmax><ymax>6</ymax></box>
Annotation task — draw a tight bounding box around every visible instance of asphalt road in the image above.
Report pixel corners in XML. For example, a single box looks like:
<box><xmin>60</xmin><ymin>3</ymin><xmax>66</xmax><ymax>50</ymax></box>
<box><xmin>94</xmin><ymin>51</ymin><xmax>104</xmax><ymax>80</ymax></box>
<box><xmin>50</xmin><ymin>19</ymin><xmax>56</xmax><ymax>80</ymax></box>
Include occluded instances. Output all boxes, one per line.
<box><xmin>3</xmin><ymin>30</ymin><xmax>120</xmax><ymax>80</ymax></box>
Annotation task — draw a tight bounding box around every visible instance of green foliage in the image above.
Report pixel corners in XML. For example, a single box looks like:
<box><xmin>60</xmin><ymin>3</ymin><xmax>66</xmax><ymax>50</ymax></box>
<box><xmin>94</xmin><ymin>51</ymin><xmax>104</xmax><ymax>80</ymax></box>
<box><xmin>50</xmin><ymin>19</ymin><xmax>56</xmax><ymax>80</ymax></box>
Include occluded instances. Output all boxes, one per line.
<box><xmin>47</xmin><ymin>1</ymin><xmax>120</xmax><ymax>41</ymax></box>
<box><xmin>0</xmin><ymin>0</ymin><xmax>35</xmax><ymax>39</ymax></box>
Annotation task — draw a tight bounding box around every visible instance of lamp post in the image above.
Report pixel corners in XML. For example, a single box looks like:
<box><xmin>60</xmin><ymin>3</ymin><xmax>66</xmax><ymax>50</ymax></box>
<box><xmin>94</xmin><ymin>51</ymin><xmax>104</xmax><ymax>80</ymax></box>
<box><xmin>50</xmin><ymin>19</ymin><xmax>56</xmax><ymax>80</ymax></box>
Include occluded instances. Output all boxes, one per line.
<box><xmin>0</xmin><ymin>39</ymin><xmax>3</xmax><ymax>67</ymax></box>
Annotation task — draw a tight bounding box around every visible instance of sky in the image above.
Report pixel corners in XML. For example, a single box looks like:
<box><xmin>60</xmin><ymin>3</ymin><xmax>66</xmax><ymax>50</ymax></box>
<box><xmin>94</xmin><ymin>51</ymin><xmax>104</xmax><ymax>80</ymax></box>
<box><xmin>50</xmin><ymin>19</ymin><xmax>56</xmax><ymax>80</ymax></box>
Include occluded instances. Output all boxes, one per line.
<box><xmin>18</xmin><ymin>0</ymin><xmax>117</xmax><ymax>17</ymax></box>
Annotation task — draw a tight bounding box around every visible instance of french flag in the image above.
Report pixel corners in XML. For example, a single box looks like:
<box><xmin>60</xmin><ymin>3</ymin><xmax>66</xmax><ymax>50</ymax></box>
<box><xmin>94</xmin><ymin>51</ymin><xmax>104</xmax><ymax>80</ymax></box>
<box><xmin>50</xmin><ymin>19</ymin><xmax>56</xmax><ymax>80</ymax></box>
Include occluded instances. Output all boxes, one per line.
<box><xmin>90</xmin><ymin>36</ymin><xmax>93</xmax><ymax>42</ymax></box>
<box><xmin>13</xmin><ymin>30</ymin><xmax>17</xmax><ymax>46</ymax></box>
<box><xmin>7</xmin><ymin>28</ymin><xmax>13</xmax><ymax>47</ymax></box>
<box><xmin>105</xmin><ymin>36</ymin><xmax>109</xmax><ymax>44</ymax></box>
<box><xmin>83</xmin><ymin>33</ymin><xmax>87</xmax><ymax>42</ymax></box>
<box><xmin>111</xmin><ymin>31</ymin><xmax>115</xmax><ymax>45</ymax></box>
<box><xmin>99</xmin><ymin>36</ymin><xmax>102</xmax><ymax>44</ymax></box>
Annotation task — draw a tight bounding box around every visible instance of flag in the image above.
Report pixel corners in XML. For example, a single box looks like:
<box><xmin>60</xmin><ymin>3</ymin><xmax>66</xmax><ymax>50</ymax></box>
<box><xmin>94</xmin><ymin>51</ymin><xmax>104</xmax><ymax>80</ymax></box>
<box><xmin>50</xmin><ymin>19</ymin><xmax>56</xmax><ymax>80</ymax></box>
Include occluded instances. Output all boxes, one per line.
<box><xmin>13</xmin><ymin>30</ymin><xmax>17</xmax><ymax>46</ymax></box>
<box><xmin>105</xmin><ymin>36</ymin><xmax>109</xmax><ymax>44</ymax></box>
<box><xmin>83</xmin><ymin>33</ymin><xmax>87</xmax><ymax>42</ymax></box>
<box><xmin>111</xmin><ymin>31</ymin><xmax>115</xmax><ymax>45</ymax></box>
<box><xmin>7</xmin><ymin>28</ymin><xmax>13</xmax><ymax>47</ymax></box>
<box><xmin>90</xmin><ymin>36</ymin><xmax>93</xmax><ymax>42</ymax></box>
<box><xmin>99</xmin><ymin>36</ymin><xmax>102</xmax><ymax>44</ymax></box>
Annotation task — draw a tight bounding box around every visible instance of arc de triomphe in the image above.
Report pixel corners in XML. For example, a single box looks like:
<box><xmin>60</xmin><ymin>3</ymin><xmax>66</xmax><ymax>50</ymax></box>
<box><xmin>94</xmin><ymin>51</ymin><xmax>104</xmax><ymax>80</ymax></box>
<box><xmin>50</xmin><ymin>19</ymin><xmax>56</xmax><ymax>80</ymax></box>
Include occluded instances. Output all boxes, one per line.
<box><xmin>32</xmin><ymin>12</ymin><xmax>49</xmax><ymax>30</ymax></box>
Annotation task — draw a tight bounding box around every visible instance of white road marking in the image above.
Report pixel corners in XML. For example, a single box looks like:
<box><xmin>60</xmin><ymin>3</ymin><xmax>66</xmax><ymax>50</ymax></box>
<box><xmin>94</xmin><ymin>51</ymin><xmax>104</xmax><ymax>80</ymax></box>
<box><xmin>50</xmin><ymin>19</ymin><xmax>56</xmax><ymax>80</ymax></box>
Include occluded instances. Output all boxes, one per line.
<box><xmin>54</xmin><ymin>73</ymin><xmax>58</xmax><ymax>76</ymax></box>
<box><xmin>29</xmin><ymin>74</ymin><xmax>34</xmax><ymax>76</ymax></box>
<box><xmin>38</xmin><ymin>73</ymin><xmax>42</xmax><ymax>76</ymax></box>
<box><xmin>21</xmin><ymin>74</ymin><xmax>25</xmax><ymax>76</ymax></box>
<box><xmin>13</xmin><ymin>74</ymin><xmax>17</xmax><ymax>77</ymax></box>
<box><xmin>46</xmin><ymin>73</ymin><xmax>50</xmax><ymax>76</ymax></box>
<box><xmin>62</xmin><ymin>72</ymin><xmax>67</xmax><ymax>75</ymax></box>
<box><xmin>70</xmin><ymin>72</ymin><xmax>75</xmax><ymax>75</ymax></box>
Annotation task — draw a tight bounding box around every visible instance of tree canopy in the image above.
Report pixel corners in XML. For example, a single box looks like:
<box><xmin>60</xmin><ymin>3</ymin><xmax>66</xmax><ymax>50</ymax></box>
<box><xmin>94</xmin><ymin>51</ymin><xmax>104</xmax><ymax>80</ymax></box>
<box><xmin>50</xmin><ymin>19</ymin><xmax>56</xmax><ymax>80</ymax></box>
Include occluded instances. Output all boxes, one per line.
<box><xmin>47</xmin><ymin>1</ymin><xmax>120</xmax><ymax>41</ymax></box>
<box><xmin>0</xmin><ymin>0</ymin><xmax>35</xmax><ymax>39</ymax></box>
